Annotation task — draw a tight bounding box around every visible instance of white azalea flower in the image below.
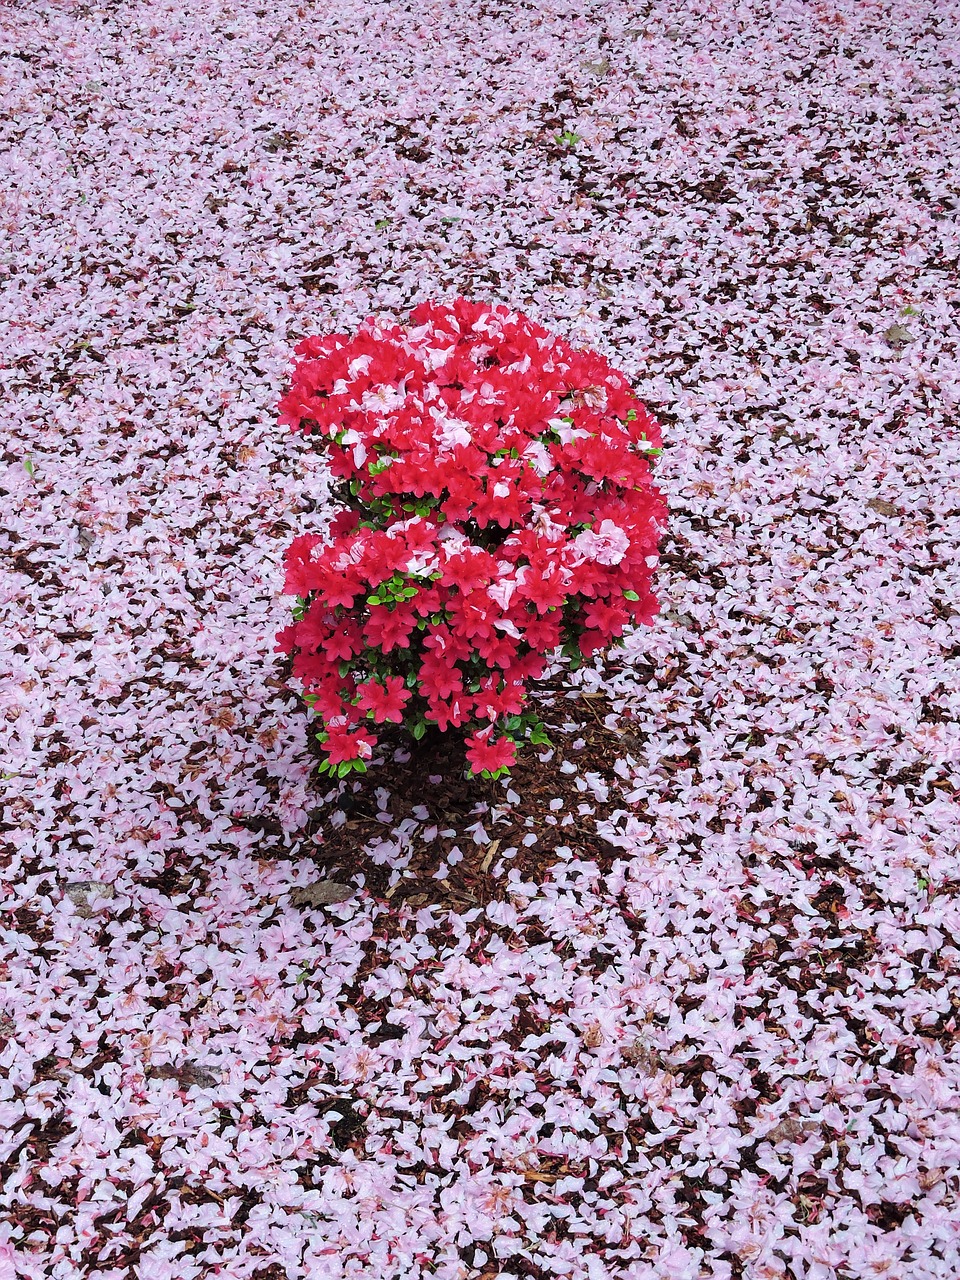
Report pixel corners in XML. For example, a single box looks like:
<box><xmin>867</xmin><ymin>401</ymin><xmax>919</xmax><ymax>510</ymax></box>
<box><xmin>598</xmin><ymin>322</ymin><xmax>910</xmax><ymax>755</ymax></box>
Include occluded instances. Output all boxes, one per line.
<box><xmin>573</xmin><ymin>519</ymin><xmax>630</xmax><ymax>566</ymax></box>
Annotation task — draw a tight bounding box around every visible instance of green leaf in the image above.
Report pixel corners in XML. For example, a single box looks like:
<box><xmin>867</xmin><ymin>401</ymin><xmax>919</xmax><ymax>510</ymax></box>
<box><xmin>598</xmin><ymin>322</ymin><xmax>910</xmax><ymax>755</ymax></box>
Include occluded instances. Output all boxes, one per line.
<box><xmin>367</xmin><ymin>595</ymin><xmax>383</xmax><ymax>606</ymax></box>
<box><xmin>623</xmin><ymin>590</ymin><xmax>640</xmax><ymax>601</ymax></box>
<box><xmin>411</xmin><ymin>722</ymin><xmax>427</xmax><ymax>740</ymax></box>
<box><xmin>479</xmin><ymin>765</ymin><xmax>511</xmax><ymax>781</ymax></box>
<box><xmin>23</xmin><ymin>458</ymin><xmax>35</xmax><ymax>478</ymax></box>
<box><xmin>375</xmin><ymin>218</ymin><xmax>392</xmax><ymax>229</ymax></box>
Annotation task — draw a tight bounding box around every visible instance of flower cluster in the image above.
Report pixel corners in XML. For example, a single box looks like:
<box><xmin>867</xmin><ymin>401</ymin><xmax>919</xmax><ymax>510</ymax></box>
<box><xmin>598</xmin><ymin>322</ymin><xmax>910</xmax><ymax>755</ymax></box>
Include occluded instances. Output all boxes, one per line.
<box><xmin>277</xmin><ymin>299</ymin><xmax>666</xmax><ymax>776</ymax></box>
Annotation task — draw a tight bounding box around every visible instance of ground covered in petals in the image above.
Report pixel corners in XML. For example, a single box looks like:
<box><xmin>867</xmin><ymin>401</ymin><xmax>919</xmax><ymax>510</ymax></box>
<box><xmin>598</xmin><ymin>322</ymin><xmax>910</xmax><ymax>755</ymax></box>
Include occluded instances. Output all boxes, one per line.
<box><xmin>2</xmin><ymin>0</ymin><xmax>960</xmax><ymax>1276</ymax></box>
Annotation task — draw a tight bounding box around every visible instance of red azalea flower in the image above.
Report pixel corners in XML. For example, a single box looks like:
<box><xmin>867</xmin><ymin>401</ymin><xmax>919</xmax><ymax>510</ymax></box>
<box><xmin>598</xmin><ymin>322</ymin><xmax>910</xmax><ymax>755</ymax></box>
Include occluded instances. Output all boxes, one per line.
<box><xmin>474</xmin><ymin>676</ymin><xmax>526</xmax><ymax>720</ymax></box>
<box><xmin>283</xmin><ymin>534</ymin><xmax>324</xmax><ymax>596</ymax></box>
<box><xmin>364</xmin><ymin>603</ymin><xmax>416</xmax><ymax>652</ymax></box>
<box><xmin>291</xmin><ymin>650</ymin><xmax>333</xmax><ymax>684</ymax></box>
<box><xmin>397</xmin><ymin>515</ymin><xmax>445</xmax><ymax>553</ymax></box>
<box><xmin>322</xmin><ymin>619</ymin><xmax>363</xmax><ymax>662</ymax></box>
<box><xmin>277</xmin><ymin>299</ymin><xmax>666</xmax><ymax>774</ymax></box>
<box><xmin>275</xmin><ymin>624</ymin><xmax>298</xmax><ymax>655</ymax></box>
<box><xmin>472</xmin><ymin>472</ymin><xmax>527</xmax><ymax>528</ymax></box>
<box><xmin>324</xmin><ymin>726</ymin><xmax>376</xmax><ymax>765</ymax></box>
<box><xmin>329</xmin><ymin>509</ymin><xmax>361</xmax><ymax>538</ymax></box>
<box><xmin>473</xmin><ymin>632</ymin><xmax>518</xmax><ymax>669</ymax></box>
<box><xmin>294</xmin><ymin>664</ymin><xmax>356</xmax><ymax>719</ymax></box>
<box><xmin>625</xmin><ymin>589</ymin><xmax>659</xmax><ymax>626</ymax></box>
<box><xmin>447</xmin><ymin>594</ymin><xmax>495</xmax><ymax>642</ymax></box>
<box><xmin>422</xmin><ymin>625</ymin><xmax>472</xmax><ymax>663</ymax></box>
<box><xmin>418</xmin><ymin>652</ymin><xmax>463</xmax><ymax>700</ymax></box>
<box><xmin>296</xmin><ymin>599</ymin><xmax>337</xmax><ymax>653</ymax></box>
<box><xmin>313</xmin><ymin>564</ymin><xmax>365</xmax><ymax>610</ymax></box>
<box><xmin>428</xmin><ymin>694</ymin><xmax>473</xmax><ymax>731</ymax></box>
<box><xmin>504</xmin><ymin>650</ymin><xmax>548</xmax><ymax>683</ymax></box>
<box><xmin>519</xmin><ymin>613</ymin><xmax>561</xmax><ymax>652</ymax></box>
<box><xmin>465</xmin><ymin>731</ymin><xmax>516</xmax><ymax>774</ymax></box>
<box><xmin>577</xmin><ymin>629</ymin><xmax>608</xmax><ymax>658</ymax></box>
<box><xmin>441</xmin><ymin>471</ymin><xmax>479</xmax><ymax>523</ymax></box>
<box><xmin>356</xmin><ymin>676</ymin><xmax>411</xmax><ymax>724</ymax></box>
<box><xmin>583</xmin><ymin>598</ymin><xmax>628</xmax><ymax>639</ymax></box>
<box><xmin>443</xmin><ymin>548</ymin><xmax>496</xmax><ymax>594</ymax></box>
<box><xmin>360</xmin><ymin>532</ymin><xmax>408</xmax><ymax>586</ymax></box>
<box><xmin>517</xmin><ymin>565</ymin><xmax>566</xmax><ymax>614</ymax></box>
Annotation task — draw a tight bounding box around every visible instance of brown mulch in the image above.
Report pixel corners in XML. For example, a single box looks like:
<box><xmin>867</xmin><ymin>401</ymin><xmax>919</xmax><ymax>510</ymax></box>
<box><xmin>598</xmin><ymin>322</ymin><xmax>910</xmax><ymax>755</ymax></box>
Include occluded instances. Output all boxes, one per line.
<box><xmin>295</xmin><ymin>672</ymin><xmax>643</xmax><ymax>912</ymax></box>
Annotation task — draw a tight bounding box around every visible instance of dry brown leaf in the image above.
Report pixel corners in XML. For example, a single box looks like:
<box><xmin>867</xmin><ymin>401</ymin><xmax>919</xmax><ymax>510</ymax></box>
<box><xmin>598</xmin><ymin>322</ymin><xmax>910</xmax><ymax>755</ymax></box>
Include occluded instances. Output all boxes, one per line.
<box><xmin>867</xmin><ymin>498</ymin><xmax>899</xmax><ymax>517</ymax></box>
<box><xmin>622</xmin><ymin>1040</ymin><xmax>664</xmax><ymax>1072</ymax></box>
<box><xmin>765</xmin><ymin>1116</ymin><xmax>821</xmax><ymax>1145</ymax></box>
<box><xmin>884</xmin><ymin>323</ymin><xmax>914</xmax><ymax>346</ymax></box>
<box><xmin>289</xmin><ymin>881</ymin><xmax>355</xmax><ymax>908</ymax></box>
<box><xmin>147</xmin><ymin>1061</ymin><xmax>220</xmax><ymax>1088</ymax></box>
<box><xmin>479</xmin><ymin>839</ymin><xmax>501</xmax><ymax>873</ymax></box>
<box><xmin>64</xmin><ymin>881</ymin><xmax>114</xmax><ymax>918</ymax></box>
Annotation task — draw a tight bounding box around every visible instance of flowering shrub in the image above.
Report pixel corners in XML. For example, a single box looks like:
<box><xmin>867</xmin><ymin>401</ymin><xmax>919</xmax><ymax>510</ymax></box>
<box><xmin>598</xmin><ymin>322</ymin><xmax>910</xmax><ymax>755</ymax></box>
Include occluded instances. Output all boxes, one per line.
<box><xmin>276</xmin><ymin>298</ymin><xmax>666</xmax><ymax>778</ymax></box>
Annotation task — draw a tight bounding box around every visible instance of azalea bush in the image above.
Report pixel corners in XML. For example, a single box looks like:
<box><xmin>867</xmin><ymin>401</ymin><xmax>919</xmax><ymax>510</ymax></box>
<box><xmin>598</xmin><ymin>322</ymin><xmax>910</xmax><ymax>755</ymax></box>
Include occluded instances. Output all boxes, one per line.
<box><xmin>276</xmin><ymin>298</ymin><xmax>666</xmax><ymax>778</ymax></box>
